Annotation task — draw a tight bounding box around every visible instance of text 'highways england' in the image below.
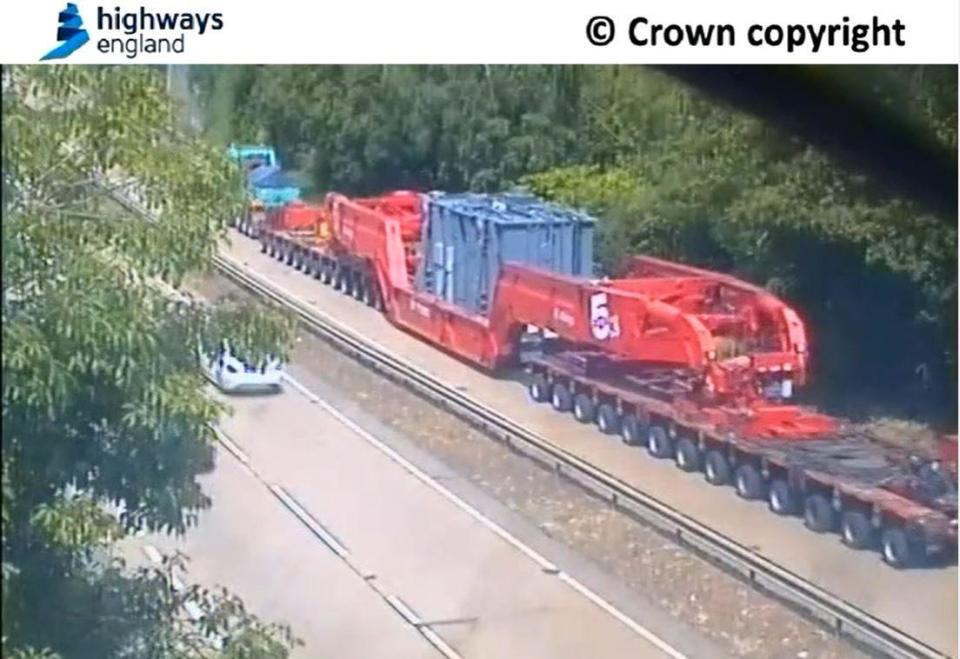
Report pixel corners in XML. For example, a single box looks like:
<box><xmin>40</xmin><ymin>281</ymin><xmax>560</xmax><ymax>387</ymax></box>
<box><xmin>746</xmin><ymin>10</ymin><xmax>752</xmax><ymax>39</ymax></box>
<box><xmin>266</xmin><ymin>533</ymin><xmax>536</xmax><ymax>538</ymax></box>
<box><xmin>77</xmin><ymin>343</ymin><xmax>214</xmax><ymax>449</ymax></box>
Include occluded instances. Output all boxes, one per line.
<box><xmin>95</xmin><ymin>7</ymin><xmax>224</xmax><ymax>58</ymax></box>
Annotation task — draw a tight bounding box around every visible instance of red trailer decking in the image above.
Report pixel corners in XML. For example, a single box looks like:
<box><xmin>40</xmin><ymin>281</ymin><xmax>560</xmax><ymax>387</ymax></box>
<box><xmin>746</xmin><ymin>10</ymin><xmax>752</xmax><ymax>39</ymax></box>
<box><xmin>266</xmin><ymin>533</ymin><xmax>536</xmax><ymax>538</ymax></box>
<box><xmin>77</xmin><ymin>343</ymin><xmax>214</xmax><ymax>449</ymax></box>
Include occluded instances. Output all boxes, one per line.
<box><xmin>247</xmin><ymin>190</ymin><xmax>957</xmax><ymax>568</ymax></box>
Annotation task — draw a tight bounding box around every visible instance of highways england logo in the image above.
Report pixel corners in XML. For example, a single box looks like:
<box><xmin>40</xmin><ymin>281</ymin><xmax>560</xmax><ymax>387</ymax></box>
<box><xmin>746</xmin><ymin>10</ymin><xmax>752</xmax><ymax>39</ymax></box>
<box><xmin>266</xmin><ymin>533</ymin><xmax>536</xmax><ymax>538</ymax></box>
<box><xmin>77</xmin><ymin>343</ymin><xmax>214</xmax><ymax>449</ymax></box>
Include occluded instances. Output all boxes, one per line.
<box><xmin>41</xmin><ymin>3</ymin><xmax>91</xmax><ymax>60</ymax></box>
<box><xmin>40</xmin><ymin>2</ymin><xmax>224</xmax><ymax>60</ymax></box>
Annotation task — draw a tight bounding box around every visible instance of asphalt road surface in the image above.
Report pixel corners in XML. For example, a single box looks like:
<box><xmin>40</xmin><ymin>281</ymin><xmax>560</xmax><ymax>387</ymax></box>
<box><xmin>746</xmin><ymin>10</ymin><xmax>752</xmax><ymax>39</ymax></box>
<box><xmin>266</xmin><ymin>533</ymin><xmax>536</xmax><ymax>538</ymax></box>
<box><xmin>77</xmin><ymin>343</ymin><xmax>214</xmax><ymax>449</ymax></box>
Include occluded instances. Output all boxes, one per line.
<box><xmin>120</xmin><ymin>377</ymin><xmax>725</xmax><ymax>658</ymax></box>
<box><xmin>219</xmin><ymin>233</ymin><xmax>958</xmax><ymax>658</ymax></box>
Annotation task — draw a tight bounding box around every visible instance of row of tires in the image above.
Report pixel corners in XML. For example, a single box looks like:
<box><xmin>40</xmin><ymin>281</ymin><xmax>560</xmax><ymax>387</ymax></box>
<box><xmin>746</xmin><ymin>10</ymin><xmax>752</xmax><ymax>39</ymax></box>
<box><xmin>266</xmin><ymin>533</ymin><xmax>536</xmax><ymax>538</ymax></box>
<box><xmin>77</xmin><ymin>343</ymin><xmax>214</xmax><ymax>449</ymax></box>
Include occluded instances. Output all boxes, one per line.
<box><xmin>235</xmin><ymin>214</ymin><xmax>261</xmax><ymax>238</ymax></box>
<box><xmin>234</xmin><ymin>221</ymin><xmax>933</xmax><ymax>569</ymax></box>
<box><xmin>527</xmin><ymin>373</ymin><xmax>929</xmax><ymax>569</ymax></box>
<box><xmin>257</xmin><ymin>230</ymin><xmax>386</xmax><ymax>311</ymax></box>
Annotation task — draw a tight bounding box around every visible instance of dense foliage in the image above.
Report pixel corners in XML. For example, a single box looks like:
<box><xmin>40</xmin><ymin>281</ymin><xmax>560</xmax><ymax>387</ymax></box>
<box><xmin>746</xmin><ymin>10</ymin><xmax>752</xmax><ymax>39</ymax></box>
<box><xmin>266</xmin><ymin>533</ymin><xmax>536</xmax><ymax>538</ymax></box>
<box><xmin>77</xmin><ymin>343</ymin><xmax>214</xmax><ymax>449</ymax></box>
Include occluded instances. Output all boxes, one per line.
<box><xmin>2</xmin><ymin>66</ymin><xmax>297</xmax><ymax>658</ymax></box>
<box><xmin>191</xmin><ymin>65</ymin><xmax>957</xmax><ymax>423</ymax></box>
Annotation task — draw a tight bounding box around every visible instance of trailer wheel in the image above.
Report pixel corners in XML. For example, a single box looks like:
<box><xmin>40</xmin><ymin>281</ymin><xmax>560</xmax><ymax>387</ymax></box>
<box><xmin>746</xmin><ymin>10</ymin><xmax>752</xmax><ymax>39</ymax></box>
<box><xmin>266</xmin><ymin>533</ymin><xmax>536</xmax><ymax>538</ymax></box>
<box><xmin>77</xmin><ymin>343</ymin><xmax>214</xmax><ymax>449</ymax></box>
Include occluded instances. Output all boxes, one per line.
<box><xmin>674</xmin><ymin>438</ymin><xmax>701</xmax><ymax>472</ymax></box>
<box><xmin>551</xmin><ymin>383</ymin><xmax>573</xmax><ymax>412</ymax></box>
<box><xmin>351</xmin><ymin>275</ymin><xmax>365</xmax><ymax>301</ymax></box>
<box><xmin>840</xmin><ymin>510</ymin><xmax>876</xmax><ymax>549</ymax></box>
<box><xmin>768</xmin><ymin>479</ymin><xmax>798</xmax><ymax>515</ymax></box>
<box><xmin>881</xmin><ymin>527</ymin><xmax>921</xmax><ymax>569</ymax></box>
<box><xmin>573</xmin><ymin>394</ymin><xmax>596</xmax><ymax>423</ymax></box>
<box><xmin>596</xmin><ymin>404</ymin><xmax>620</xmax><ymax>435</ymax></box>
<box><xmin>362</xmin><ymin>280</ymin><xmax>377</xmax><ymax>307</ymax></box>
<box><xmin>528</xmin><ymin>374</ymin><xmax>550</xmax><ymax>403</ymax></box>
<box><xmin>320</xmin><ymin>263</ymin><xmax>333</xmax><ymax>284</ymax></box>
<box><xmin>704</xmin><ymin>451</ymin><xmax>730</xmax><ymax>485</ymax></box>
<box><xmin>647</xmin><ymin>425</ymin><xmax>673</xmax><ymax>459</ymax></box>
<box><xmin>803</xmin><ymin>494</ymin><xmax>837</xmax><ymax>533</ymax></box>
<box><xmin>734</xmin><ymin>464</ymin><xmax>766</xmax><ymax>499</ymax></box>
<box><xmin>620</xmin><ymin>414</ymin><xmax>644</xmax><ymax>446</ymax></box>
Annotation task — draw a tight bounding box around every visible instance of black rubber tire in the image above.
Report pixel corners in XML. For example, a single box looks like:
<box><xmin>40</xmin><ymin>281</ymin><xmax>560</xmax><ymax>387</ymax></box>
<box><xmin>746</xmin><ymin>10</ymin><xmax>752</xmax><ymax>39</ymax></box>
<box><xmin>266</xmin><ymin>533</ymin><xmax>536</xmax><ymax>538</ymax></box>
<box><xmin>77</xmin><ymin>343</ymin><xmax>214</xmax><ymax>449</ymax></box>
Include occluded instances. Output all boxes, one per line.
<box><xmin>293</xmin><ymin>250</ymin><xmax>303</xmax><ymax>271</ymax></box>
<box><xmin>841</xmin><ymin>510</ymin><xmax>876</xmax><ymax>549</ymax></box>
<box><xmin>320</xmin><ymin>263</ymin><xmax>333</xmax><ymax>285</ymax></box>
<box><xmin>336</xmin><ymin>271</ymin><xmax>349</xmax><ymax>293</ymax></box>
<box><xmin>734</xmin><ymin>464</ymin><xmax>766</xmax><ymax>500</ymax></box>
<box><xmin>351</xmin><ymin>275</ymin><xmax>364</xmax><ymax>300</ymax></box>
<box><xmin>880</xmin><ymin>527</ymin><xmax>921</xmax><ymax>569</ymax></box>
<box><xmin>674</xmin><ymin>438</ymin><xmax>701</xmax><ymax>472</ymax></box>
<box><xmin>768</xmin><ymin>479</ymin><xmax>798</xmax><ymax>515</ymax></box>
<box><xmin>803</xmin><ymin>494</ymin><xmax>837</xmax><ymax>533</ymax></box>
<box><xmin>573</xmin><ymin>394</ymin><xmax>596</xmax><ymax>423</ymax></box>
<box><xmin>620</xmin><ymin>414</ymin><xmax>644</xmax><ymax>446</ymax></box>
<box><xmin>528</xmin><ymin>374</ymin><xmax>550</xmax><ymax>403</ymax></box>
<box><xmin>260</xmin><ymin>239</ymin><xmax>268</xmax><ymax>254</ymax></box>
<box><xmin>647</xmin><ymin>425</ymin><xmax>673</xmax><ymax>459</ymax></box>
<box><xmin>703</xmin><ymin>450</ymin><xmax>730</xmax><ymax>485</ymax></box>
<box><xmin>363</xmin><ymin>280</ymin><xmax>377</xmax><ymax>307</ymax></box>
<box><xmin>285</xmin><ymin>248</ymin><xmax>295</xmax><ymax>266</ymax></box>
<box><xmin>596</xmin><ymin>404</ymin><xmax>620</xmax><ymax>435</ymax></box>
<box><xmin>551</xmin><ymin>383</ymin><xmax>573</xmax><ymax>412</ymax></box>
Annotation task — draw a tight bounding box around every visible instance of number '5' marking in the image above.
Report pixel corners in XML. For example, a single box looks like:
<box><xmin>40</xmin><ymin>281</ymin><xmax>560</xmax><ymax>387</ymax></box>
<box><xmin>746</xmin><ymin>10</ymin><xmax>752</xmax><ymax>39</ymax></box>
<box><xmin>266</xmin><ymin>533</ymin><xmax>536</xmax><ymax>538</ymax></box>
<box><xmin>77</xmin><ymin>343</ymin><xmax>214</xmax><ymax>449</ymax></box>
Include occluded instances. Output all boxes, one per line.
<box><xmin>590</xmin><ymin>292</ymin><xmax>613</xmax><ymax>340</ymax></box>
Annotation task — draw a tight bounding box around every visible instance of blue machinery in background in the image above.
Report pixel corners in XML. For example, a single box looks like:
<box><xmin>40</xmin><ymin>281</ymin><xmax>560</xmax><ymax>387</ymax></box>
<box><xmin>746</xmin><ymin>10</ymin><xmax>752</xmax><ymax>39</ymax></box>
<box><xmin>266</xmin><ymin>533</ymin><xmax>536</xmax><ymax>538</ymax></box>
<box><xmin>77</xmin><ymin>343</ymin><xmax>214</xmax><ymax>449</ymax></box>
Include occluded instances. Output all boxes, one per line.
<box><xmin>227</xmin><ymin>143</ymin><xmax>301</xmax><ymax>209</ymax></box>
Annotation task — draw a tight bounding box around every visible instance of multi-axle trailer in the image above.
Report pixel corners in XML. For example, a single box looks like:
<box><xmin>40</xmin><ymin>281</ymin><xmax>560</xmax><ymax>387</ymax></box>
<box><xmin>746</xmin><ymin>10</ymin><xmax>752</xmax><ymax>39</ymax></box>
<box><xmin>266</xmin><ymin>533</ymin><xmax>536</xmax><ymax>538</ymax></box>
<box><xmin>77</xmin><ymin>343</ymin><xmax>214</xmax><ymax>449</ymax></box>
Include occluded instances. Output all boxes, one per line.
<box><xmin>234</xmin><ymin>180</ymin><xmax>957</xmax><ymax>569</ymax></box>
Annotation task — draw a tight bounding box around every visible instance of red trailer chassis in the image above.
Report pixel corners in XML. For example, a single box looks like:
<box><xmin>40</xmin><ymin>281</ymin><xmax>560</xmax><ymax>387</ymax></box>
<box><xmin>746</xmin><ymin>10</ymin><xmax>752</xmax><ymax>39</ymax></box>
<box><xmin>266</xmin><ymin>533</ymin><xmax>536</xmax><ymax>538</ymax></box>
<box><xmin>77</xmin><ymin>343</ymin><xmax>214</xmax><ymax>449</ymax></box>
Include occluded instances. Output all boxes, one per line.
<box><xmin>249</xmin><ymin>191</ymin><xmax>957</xmax><ymax>568</ymax></box>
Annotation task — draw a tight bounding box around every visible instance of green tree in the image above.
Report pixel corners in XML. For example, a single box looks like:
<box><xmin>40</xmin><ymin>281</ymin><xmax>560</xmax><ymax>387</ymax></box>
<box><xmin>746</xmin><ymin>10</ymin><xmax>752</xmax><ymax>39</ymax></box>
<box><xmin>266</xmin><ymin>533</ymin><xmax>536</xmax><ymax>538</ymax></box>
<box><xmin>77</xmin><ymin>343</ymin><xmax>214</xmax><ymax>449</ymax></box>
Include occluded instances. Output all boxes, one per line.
<box><xmin>524</xmin><ymin>66</ymin><xmax>957</xmax><ymax>421</ymax></box>
<box><xmin>2</xmin><ymin>66</ymin><xmax>297</xmax><ymax>658</ymax></box>
<box><xmin>189</xmin><ymin>64</ymin><xmax>957</xmax><ymax>423</ymax></box>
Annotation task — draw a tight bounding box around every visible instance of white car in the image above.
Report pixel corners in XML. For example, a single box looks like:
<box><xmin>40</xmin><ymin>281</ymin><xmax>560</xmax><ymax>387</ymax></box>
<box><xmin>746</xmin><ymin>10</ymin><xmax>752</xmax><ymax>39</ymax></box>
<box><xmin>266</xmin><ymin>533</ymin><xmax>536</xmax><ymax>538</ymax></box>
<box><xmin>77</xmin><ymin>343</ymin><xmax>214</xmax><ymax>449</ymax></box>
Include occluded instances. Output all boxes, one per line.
<box><xmin>200</xmin><ymin>340</ymin><xmax>284</xmax><ymax>393</ymax></box>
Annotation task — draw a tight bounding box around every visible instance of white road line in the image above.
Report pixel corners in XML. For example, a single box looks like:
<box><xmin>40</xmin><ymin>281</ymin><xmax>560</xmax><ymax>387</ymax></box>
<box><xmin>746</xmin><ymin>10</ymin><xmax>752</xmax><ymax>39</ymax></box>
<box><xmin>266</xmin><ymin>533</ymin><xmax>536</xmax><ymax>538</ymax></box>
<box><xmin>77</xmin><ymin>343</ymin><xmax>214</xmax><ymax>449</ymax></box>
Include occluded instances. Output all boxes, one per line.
<box><xmin>212</xmin><ymin>429</ymin><xmax>461</xmax><ymax>659</ymax></box>
<box><xmin>282</xmin><ymin>372</ymin><xmax>687</xmax><ymax>659</ymax></box>
<box><xmin>211</xmin><ymin>426</ymin><xmax>250</xmax><ymax>464</ymax></box>
<box><xmin>385</xmin><ymin>595</ymin><xmax>463</xmax><ymax>659</ymax></box>
<box><xmin>142</xmin><ymin>544</ymin><xmax>163</xmax><ymax>565</ymax></box>
<box><xmin>268</xmin><ymin>483</ymin><xmax>349</xmax><ymax>559</ymax></box>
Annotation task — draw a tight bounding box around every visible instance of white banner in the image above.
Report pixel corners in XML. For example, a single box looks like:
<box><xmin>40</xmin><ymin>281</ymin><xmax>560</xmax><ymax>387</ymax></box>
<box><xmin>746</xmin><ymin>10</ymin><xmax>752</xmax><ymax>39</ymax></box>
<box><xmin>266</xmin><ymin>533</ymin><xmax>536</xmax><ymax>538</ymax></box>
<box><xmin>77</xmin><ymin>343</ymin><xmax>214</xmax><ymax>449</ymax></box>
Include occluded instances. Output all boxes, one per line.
<box><xmin>1</xmin><ymin>0</ymin><xmax>958</xmax><ymax>64</ymax></box>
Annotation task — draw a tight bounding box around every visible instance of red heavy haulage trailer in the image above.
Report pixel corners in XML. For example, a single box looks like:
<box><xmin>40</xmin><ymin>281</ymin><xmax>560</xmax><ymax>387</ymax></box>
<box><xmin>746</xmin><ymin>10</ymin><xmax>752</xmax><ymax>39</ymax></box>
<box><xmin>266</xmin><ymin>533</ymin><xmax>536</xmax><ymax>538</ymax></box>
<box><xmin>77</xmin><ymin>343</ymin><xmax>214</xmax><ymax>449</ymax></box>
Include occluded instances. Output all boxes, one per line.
<box><xmin>252</xmin><ymin>190</ymin><xmax>957</xmax><ymax>569</ymax></box>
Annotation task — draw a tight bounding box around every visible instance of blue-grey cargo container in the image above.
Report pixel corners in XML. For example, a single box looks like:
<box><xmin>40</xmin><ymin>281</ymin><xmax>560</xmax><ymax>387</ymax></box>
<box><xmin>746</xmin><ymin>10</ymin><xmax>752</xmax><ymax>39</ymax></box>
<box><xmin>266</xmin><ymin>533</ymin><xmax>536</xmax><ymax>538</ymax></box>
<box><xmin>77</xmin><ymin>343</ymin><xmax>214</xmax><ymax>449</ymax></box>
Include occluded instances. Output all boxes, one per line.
<box><xmin>415</xmin><ymin>192</ymin><xmax>596</xmax><ymax>315</ymax></box>
<box><xmin>248</xmin><ymin>166</ymin><xmax>301</xmax><ymax>207</ymax></box>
